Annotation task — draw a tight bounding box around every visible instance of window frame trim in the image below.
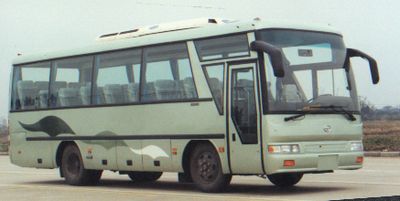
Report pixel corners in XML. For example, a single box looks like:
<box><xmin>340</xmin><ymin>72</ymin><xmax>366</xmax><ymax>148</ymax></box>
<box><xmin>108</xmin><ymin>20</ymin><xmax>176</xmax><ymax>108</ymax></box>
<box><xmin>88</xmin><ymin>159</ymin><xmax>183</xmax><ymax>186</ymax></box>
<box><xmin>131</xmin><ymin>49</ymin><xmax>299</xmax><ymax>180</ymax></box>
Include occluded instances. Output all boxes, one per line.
<box><xmin>255</xmin><ymin>29</ymin><xmax>362</xmax><ymax>115</ymax></box>
<box><xmin>201</xmin><ymin>62</ymin><xmax>226</xmax><ymax>115</ymax></box>
<box><xmin>49</xmin><ymin>56</ymin><xmax>94</xmax><ymax>108</ymax></box>
<box><xmin>229</xmin><ymin>67</ymin><xmax>259</xmax><ymax>145</ymax></box>
<box><xmin>140</xmin><ymin>42</ymin><xmax>199</xmax><ymax>103</ymax></box>
<box><xmin>10</xmin><ymin>31</ymin><xmax>256</xmax><ymax>112</ymax></box>
<box><xmin>9</xmin><ymin>97</ymin><xmax>213</xmax><ymax>113</ymax></box>
<box><xmin>194</xmin><ymin>33</ymin><xmax>251</xmax><ymax>62</ymax></box>
<box><xmin>11</xmin><ymin>62</ymin><xmax>52</xmax><ymax>110</ymax></box>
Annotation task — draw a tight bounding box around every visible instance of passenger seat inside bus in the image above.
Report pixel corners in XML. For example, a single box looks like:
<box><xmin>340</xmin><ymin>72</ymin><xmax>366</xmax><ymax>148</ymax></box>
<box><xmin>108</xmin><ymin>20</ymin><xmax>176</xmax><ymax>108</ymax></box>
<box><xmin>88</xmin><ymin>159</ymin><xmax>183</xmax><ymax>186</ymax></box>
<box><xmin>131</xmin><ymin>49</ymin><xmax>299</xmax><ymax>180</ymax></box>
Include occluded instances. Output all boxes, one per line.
<box><xmin>154</xmin><ymin>80</ymin><xmax>177</xmax><ymax>100</ymax></box>
<box><xmin>80</xmin><ymin>83</ymin><xmax>91</xmax><ymax>105</ymax></box>
<box><xmin>49</xmin><ymin>81</ymin><xmax>67</xmax><ymax>107</ymax></box>
<box><xmin>35</xmin><ymin>81</ymin><xmax>49</xmax><ymax>108</ymax></box>
<box><xmin>68</xmin><ymin>82</ymin><xmax>84</xmax><ymax>89</ymax></box>
<box><xmin>236</xmin><ymin>79</ymin><xmax>255</xmax><ymax>124</ymax></box>
<box><xmin>142</xmin><ymin>82</ymin><xmax>156</xmax><ymax>102</ymax></box>
<box><xmin>103</xmin><ymin>84</ymin><xmax>126</xmax><ymax>104</ymax></box>
<box><xmin>183</xmin><ymin>77</ymin><xmax>196</xmax><ymax>99</ymax></box>
<box><xmin>208</xmin><ymin>78</ymin><xmax>223</xmax><ymax>104</ymax></box>
<box><xmin>59</xmin><ymin>87</ymin><xmax>81</xmax><ymax>107</ymax></box>
<box><xmin>127</xmin><ymin>83</ymin><xmax>139</xmax><ymax>102</ymax></box>
<box><xmin>17</xmin><ymin>80</ymin><xmax>37</xmax><ymax>110</ymax></box>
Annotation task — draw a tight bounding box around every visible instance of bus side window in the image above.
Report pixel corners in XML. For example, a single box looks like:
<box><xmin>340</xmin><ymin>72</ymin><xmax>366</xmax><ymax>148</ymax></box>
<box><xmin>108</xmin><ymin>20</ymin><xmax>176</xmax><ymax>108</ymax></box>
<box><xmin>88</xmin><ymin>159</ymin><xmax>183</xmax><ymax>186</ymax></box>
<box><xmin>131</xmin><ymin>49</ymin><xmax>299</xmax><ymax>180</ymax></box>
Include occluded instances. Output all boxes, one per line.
<box><xmin>51</xmin><ymin>56</ymin><xmax>93</xmax><ymax>108</ymax></box>
<box><xmin>203</xmin><ymin>64</ymin><xmax>224</xmax><ymax>114</ymax></box>
<box><xmin>11</xmin><ymin>62</ymin><xmax>51</xmax><ymax>110</ymax></box>
<box><xmin>95</xmin><ymin>49</ymin><xmax>142</xmax><ymax>105</ymax></box>
<box><xmin>194</xmin><ymin>34</ymin><xmax>250</xmax><ymax>61</ymax></box>
<box><xmin>142</xmin><ymin>43</ymin><xmax>197</xmax><ymax>102</ymax></box>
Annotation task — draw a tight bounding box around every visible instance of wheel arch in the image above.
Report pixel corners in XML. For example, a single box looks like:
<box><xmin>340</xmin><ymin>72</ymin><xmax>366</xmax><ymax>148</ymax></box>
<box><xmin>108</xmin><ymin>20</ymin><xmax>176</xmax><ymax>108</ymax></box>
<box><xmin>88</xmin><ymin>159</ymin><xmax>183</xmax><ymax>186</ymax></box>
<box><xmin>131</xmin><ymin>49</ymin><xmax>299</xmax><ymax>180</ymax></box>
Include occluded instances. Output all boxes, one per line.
<box><xmin>181</xmin><ymin>140</ymin><xmax>220</xmax><ymax>175</ymax></box>
<box><xmin>55</xmin><ymin>141</ymin><xmax>78</xmax><ymax>167</ymax></box>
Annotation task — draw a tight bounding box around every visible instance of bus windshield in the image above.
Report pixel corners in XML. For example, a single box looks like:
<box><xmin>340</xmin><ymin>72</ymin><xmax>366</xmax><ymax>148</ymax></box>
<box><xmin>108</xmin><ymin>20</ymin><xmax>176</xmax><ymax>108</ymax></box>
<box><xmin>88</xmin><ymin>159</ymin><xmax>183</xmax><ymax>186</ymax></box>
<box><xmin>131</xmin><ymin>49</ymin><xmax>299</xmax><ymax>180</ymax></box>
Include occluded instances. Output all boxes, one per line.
<box><xmin>258</xmin><ymin>29</ymin><xmax>359</xmax><ymax>113</ymax></box>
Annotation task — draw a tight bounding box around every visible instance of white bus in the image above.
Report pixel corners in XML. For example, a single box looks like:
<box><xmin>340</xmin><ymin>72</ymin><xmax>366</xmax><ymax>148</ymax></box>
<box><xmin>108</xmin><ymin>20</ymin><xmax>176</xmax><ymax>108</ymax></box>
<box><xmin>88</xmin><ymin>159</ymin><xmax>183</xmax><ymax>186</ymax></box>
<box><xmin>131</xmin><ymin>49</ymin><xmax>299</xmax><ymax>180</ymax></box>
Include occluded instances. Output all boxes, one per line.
<box><xmin>9</xmin><ymin>18</ymin><xmax>379</xmax><ymax>192</ymax></box>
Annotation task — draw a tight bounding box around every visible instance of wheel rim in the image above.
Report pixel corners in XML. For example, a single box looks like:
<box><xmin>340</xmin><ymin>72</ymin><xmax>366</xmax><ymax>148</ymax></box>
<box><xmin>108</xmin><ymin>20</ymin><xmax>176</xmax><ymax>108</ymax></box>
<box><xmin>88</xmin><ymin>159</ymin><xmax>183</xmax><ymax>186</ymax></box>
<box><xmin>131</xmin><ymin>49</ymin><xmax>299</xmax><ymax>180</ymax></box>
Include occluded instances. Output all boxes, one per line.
<box><xmin>197</xmin><ymin>151</ymin><xmax>218</xmax><ymax>182</ymax></box>
<box><xmin>66</xmin><ymin>153</ymin><xmax>80</xmax><ymax>175</ymax></box>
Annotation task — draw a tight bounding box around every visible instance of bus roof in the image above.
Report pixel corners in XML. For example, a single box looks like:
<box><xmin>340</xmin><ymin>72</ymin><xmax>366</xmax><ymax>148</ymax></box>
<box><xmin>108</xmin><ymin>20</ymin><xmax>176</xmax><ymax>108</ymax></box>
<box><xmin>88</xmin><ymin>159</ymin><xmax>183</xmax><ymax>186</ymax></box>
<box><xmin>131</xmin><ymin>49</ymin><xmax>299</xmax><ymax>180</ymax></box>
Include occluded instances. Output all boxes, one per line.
<box><xmin>13</xmin><ymin>18</ymin><xmax>342</xmax><ymax>65</ymax></box>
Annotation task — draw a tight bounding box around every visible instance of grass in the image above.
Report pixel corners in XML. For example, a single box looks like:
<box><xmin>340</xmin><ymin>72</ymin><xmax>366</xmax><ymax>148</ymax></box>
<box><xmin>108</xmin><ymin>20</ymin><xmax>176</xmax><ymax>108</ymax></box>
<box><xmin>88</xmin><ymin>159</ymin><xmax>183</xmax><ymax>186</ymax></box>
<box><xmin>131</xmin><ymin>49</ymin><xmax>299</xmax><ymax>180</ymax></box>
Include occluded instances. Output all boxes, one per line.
<box><xmin>363</xmin><ymin>120</ymin><xmax>400</xmax><ymax>151</ymax></box>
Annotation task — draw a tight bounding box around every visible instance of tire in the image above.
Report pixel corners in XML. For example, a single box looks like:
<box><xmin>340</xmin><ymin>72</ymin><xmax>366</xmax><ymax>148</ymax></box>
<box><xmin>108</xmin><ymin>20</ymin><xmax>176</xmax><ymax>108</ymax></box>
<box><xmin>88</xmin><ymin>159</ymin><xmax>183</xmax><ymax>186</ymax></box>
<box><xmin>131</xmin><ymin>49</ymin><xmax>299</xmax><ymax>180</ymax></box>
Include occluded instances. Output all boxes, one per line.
<box><xmin>61</xmin><ymin>145</ymin><xmax>102</xmax><ymax>185</ymax></box>
<box><xmin>128</xmin><ymin>171</ymin><xmax>162</xmax><ymax>182</ymax></box>
<box><xmin>267</xmin><ymin>173</ymin><xmax>303</xmax><ymax>187</ymax></box>
<box><xmin>190</xmin><ymin>143</ymin><xmax>232</xmax><ymax>192</ymax></box>
<box><xmin>178</xmin><ymin>172</ymin><xmax>193</xmax><ymax>183</ymax></box>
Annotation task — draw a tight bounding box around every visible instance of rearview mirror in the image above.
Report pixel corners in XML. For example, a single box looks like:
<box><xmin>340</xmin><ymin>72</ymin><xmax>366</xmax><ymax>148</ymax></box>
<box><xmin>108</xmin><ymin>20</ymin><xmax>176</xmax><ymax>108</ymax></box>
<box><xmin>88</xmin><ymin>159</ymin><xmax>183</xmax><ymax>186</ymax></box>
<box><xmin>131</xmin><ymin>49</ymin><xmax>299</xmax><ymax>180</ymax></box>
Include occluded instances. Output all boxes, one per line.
<box><xmin>345</xmin><ymin>48</ymin><xmax>379</xmax><ymax>84</ymax></box>
<box><xmin>250</xmin><ymin>41</ymin><xmax>285</xmax><ymax>77</ymax></box>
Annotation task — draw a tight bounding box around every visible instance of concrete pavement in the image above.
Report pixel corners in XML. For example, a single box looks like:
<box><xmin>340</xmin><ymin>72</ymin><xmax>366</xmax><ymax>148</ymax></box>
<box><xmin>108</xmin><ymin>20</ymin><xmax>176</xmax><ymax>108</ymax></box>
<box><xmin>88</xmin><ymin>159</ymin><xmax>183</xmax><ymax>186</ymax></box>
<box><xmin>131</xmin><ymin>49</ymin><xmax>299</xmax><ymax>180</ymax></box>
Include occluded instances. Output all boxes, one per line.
<box><xmin>0</xmin><ymin>156</ymin><xmax>399</xmax><ymax>201</ymax></box>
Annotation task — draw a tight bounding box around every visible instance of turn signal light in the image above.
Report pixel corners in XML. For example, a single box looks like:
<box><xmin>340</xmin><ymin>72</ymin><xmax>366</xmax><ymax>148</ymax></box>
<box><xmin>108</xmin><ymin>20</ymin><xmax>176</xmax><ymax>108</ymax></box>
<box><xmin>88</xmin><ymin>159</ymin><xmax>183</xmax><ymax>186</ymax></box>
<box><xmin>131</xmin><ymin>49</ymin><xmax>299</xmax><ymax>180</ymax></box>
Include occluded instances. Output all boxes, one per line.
<box><xmin>268</xmin><ymin>144</ymin><xmax>300</xmax><ymax>154</ymax></box>
<box><xmin>283</xmin><ymin>160</ymin><xmax>296</xmax><ymax>167</ymax></box>
<box><xmin>356</xmin><ymin>156</ymin><xmax>363</xmax><ymax>164</ymax></box>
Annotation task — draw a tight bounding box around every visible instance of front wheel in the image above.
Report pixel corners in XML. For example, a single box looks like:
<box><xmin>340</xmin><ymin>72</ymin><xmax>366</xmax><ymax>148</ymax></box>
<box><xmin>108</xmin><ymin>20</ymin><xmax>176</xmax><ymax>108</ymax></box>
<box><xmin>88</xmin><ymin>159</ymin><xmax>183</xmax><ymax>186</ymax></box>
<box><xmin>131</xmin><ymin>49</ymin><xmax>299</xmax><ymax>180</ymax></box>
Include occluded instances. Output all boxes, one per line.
<box><xmin>267</xmin><ymin>173</ymin><xmax>303</xmax><ymax>187</ymax></box>
<box><xmin>128</xmin><ymin>171</ymin><xmax>162</xmax><ymax>182</ymax></box>
<box><xmin>190</xmin><ymin>143</ymin><xmax>232</xmax><ymax>192</ymax></box>
<box><xmin>61</xmin><ymin>145</ymin><xmax>102</xmax><ymax>185</ymax></box>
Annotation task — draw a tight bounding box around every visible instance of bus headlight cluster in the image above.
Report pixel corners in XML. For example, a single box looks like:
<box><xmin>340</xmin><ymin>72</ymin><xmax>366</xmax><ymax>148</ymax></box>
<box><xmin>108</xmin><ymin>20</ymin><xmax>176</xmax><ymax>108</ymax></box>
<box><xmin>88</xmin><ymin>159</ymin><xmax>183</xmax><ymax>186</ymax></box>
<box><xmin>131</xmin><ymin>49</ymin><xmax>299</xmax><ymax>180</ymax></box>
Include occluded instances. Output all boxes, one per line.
<box><xmin>268</xmin><ymin>144</ymin><xmax>300</xmax><ymax>154</ymax></box>
<box><xmin>350</xmin><ymin>142</ymin><xmax>363</xmax><ymax>152</ymax></box>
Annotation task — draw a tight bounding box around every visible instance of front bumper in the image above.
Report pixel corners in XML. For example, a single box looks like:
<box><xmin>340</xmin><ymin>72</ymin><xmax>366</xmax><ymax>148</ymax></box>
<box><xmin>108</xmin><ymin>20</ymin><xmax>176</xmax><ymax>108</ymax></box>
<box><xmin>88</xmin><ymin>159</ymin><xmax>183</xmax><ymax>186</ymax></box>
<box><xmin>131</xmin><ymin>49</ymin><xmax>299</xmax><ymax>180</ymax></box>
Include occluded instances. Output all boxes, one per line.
<box><xmin>265</xmin><ymin>152</ymin><xmax>363</xmax><ymax>174</ymax></box>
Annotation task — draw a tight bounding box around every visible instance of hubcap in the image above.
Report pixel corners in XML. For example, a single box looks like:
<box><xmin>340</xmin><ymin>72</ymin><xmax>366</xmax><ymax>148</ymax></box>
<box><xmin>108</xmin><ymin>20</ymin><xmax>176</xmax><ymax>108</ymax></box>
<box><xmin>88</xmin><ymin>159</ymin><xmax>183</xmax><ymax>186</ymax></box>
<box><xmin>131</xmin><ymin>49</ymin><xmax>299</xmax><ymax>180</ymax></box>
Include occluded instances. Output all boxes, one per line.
<box><xmin>197</xmin><ymin>152</ymin><xmax>218</xmax><ymax>182</ymax></box>
<box><xmin>67</xmin><ymin>153</ymin><xmax>80</xmax><ymax>175</ymax></box>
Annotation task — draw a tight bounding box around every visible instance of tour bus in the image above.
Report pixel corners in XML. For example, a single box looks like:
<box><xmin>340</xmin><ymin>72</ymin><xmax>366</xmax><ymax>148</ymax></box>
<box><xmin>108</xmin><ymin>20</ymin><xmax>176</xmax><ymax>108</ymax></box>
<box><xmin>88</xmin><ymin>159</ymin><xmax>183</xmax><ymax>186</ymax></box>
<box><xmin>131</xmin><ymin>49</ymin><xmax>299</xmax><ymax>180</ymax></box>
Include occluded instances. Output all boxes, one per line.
<box><xmin>9</xmin><ymin>18</ymin><xmax>379</xmax><ymax>192</ymax></box>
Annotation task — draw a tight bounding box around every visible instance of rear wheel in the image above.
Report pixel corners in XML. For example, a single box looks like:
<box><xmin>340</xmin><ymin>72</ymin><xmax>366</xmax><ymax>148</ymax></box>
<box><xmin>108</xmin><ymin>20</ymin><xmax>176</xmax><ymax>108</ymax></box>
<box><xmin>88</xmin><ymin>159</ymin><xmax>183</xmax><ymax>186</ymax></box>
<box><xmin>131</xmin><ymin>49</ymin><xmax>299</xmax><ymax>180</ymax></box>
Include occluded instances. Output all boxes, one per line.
<box><xmin>61</xmin><ymin>145</ymin><xmax>102</xmax><ymax>185</ymax></box>
<box><xmin>267</xmin><ymin>173</ymin><xmax>303</xmax><ymax>187</ymax></box>
<box><xmin>128</xmin><ymin>171</ymin><xmax>162</xmax><ymax>182</ymax></box>
<box><xmin>190</xmin><ymin>143</ymin><xmax>232</xmax><ymax>192</ymax></box>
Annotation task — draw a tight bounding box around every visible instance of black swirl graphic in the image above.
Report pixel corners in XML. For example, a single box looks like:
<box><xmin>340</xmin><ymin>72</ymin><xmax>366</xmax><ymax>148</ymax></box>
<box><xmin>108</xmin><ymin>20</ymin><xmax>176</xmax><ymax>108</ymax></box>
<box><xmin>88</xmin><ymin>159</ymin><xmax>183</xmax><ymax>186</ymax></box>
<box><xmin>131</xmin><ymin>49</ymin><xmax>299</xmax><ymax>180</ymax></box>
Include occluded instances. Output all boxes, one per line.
<box><xmin>19</xmin><ymin>116</ymin><xmax>75</xmax><ymax>137</ymax></box>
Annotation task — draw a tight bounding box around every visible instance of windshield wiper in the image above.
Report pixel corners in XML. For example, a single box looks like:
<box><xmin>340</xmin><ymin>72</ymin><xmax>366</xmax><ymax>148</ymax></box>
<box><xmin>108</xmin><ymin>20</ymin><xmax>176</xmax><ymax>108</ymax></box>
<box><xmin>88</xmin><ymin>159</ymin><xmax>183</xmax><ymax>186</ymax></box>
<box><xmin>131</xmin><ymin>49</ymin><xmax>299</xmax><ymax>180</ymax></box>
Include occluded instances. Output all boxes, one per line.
<box><xmin>284</xmin><ymin>105</ymin><xmax>357</xmax><ymax>122</ymax></box>
<box><xmin>310</xmin><ymin>105</ymin><xmax>356</xmax><ymax>121</ymax></box>
<box><xmin>284</xmin><ymin>111</ymin><xmax>310</xmax><ymax>122</ymax></box>
<box><xmin>284</xmin><ymin>105</ymin><xmax>319</xmax><ymax>122</ymax></box>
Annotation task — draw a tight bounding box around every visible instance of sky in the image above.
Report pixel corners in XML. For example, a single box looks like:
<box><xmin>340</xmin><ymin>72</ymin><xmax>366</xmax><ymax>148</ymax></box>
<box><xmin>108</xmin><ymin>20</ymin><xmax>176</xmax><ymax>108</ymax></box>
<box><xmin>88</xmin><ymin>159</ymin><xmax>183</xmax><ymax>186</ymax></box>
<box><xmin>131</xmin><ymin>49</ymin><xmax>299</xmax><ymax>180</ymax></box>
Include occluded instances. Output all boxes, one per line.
<box><xmin>1</xmin><ymin>0</ymin><xmax>399</xmax><ymax>119</ymax></box>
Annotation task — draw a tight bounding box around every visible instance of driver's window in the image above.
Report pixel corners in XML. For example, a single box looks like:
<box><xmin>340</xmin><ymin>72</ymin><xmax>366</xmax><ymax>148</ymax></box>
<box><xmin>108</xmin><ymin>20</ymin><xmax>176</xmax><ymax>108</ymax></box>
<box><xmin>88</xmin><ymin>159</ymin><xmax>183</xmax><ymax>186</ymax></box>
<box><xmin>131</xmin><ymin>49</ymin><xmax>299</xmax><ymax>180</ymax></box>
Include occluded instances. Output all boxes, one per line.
<box><xmin>317</xmin><ymin>70</ymin><xmax>334</xmax><ymax>95</ymax></box>
<box><xmin>317</xmin><ymin>69</ymin><xmax>350</xmax><ymax>97</ymax></box>
<box><xmin>265</xmin><ymin>53</ymin><xmax>277</xmax><ymax>102</ymax></box>
<box><xmin>332</xmin><ymin>69</ymin><xmax>351</xmax><ymax>97</ymax></box>
<box><xmin>293</xmin><ymin>70</ymin><xmax>312</xmax><ymax>100</ymax></box>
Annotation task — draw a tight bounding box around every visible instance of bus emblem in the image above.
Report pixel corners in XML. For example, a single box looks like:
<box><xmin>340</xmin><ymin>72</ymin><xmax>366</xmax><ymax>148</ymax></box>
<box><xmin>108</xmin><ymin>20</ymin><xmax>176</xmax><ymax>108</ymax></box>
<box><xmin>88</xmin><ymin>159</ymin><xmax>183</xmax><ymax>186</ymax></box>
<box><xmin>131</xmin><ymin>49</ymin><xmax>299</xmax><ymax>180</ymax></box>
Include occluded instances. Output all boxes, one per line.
<box><xmin>323</xmin><ymin>125</ymin><xmax>332</xmax><ymax>134</ymax></box>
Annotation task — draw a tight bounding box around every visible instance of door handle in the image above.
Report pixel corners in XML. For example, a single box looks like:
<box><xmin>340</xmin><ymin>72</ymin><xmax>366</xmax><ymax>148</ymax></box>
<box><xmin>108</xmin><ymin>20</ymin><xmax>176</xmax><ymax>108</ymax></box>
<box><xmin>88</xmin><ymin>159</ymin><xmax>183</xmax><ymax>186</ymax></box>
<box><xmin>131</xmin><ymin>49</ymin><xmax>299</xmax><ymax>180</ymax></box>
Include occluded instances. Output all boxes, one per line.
<box><xmin>232</xmin><ymin>133</ymin><xmax>236</xmax><ymax>141</ymax></box>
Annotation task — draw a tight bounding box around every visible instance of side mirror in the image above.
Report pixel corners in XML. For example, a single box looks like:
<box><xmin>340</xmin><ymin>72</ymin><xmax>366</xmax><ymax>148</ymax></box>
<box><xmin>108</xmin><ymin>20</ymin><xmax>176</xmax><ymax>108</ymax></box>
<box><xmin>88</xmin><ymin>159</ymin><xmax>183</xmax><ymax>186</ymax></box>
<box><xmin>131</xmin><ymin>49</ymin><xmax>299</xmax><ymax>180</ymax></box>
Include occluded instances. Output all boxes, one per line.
<box><xmin>250</xmin><ymin>41</ymin><xmax>285</xmax><ymax>77</ymax></box>
<box><xmin>346</xmin><ymin>48</ymin><xmax>379</xmax><ymax>84</ymax></box>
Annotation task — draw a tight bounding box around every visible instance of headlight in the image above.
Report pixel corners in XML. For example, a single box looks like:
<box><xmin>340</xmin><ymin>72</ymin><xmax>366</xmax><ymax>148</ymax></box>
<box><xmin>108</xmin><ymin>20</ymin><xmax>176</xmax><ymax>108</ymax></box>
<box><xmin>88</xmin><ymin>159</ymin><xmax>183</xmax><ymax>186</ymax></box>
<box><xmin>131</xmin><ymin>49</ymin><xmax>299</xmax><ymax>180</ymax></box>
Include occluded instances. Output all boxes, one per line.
<box><xmin>350</xmin><ymin>142</ymin><xmax>363</xmax><ymax>152</ymax></box>
<box><xmin>268</xmin><ymin>144</ymin><xmax>300</xmax><ymax>154</ymax></box>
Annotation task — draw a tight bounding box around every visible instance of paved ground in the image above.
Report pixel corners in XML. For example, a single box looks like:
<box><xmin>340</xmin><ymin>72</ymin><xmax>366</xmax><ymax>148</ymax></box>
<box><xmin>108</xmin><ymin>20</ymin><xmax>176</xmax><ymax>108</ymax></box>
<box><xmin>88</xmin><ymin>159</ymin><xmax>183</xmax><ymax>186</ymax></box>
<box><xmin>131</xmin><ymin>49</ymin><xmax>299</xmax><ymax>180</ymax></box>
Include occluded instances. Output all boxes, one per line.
<box><xmin>0</xmin><ymin>156</ymin><xmax>399</xmax><ymax>201</ymax></box>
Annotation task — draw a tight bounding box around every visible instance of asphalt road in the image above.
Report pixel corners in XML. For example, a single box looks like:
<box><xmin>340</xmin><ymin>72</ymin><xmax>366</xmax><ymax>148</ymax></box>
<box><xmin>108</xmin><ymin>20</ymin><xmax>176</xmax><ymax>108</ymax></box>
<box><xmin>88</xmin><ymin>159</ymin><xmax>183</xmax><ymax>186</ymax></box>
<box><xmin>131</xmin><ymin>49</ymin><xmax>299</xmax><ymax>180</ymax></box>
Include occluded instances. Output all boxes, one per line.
<box><xmin>0</xmin><ymin>156</ymin><xmax>399</xmax><ymax>201</ymax></box>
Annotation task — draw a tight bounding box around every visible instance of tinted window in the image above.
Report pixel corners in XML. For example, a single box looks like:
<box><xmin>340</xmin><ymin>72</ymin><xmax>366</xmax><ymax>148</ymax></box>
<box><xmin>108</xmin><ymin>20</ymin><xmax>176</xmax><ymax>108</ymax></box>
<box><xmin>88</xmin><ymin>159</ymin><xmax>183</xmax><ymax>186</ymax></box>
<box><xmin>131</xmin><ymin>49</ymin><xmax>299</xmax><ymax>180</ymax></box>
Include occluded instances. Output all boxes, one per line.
<box><xmin>95</xmin><ymin>49</ymin><xmax>142</xmax><ymax>105</ymax></box>
<box><xmin>204</xmin><ymin>64</ymin><xmax>224</xmax><ymax>114</ymax></box>
<box><xmin>231</xmin><ymin>68</ymin><xmax>257</xmax><ymax>144</ymax></box>
<box><xmin>259</xmin><ymin>30</ymin><xmax>358</xmax><ymax>112</ymax></box>
<box><xmin>142</xmin><ymin>43</ymin><xmax>197</xmax><ymax>102</ymax></box>
<box><xmin>11</xmin><ymin>62</ymin><xmax>51</xmax><ymax>110</ymax></box>
<box><xmin>50</xmin><ymin>56</ymin><xmax>93</xmax><ymax>107</ymax></box>
<box><xmin>195</xmin><ymin>34</ymin><xmax>249</xmax><ymax>61</ymax></box>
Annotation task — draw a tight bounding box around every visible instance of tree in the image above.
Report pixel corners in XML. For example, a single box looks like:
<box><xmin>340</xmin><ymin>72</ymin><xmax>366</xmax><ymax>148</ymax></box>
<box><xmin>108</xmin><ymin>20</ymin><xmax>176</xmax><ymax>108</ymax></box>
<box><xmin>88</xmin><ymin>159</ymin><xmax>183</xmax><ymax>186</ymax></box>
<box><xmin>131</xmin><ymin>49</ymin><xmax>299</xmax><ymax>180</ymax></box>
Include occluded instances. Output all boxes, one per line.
<box><xmin>360</xmin><ymin>97</ymin><xmax>376</xmax><ymax>120</ymax></box>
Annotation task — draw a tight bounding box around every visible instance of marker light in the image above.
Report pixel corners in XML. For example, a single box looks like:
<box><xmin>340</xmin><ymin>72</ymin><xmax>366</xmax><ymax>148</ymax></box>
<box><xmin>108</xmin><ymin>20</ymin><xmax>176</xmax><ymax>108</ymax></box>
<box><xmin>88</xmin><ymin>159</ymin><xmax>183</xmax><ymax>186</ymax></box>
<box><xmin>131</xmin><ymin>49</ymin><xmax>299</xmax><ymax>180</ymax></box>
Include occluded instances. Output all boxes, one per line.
<box><xmin>350</xmin><ymin>142</ymin><xmax>363</xmax><ymax>152</ymax></box>
<box><xmin>283</xmin><ymin>160</ymin><xmax>296</xmax><ymax>167</ymax></box>
<box><xmin>268</xmin><ymin>144</ymin><xmax>300</xmax><ymax>154</ymax></box>
<box><xmin>356</xmin><ymin>156</ymin><xmax>364</xmax><ymax>164</ymax></box>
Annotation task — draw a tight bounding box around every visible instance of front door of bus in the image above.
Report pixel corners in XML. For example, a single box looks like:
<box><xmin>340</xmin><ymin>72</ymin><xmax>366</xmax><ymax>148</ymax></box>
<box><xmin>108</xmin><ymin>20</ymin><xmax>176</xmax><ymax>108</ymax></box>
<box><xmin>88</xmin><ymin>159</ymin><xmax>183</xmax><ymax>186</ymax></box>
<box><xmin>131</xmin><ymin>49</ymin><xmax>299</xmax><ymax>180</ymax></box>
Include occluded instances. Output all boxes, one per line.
<box><xmin>227</xmin><ymin>62</ymin><xmax>263</xmax><ymax>174</ymax></box>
